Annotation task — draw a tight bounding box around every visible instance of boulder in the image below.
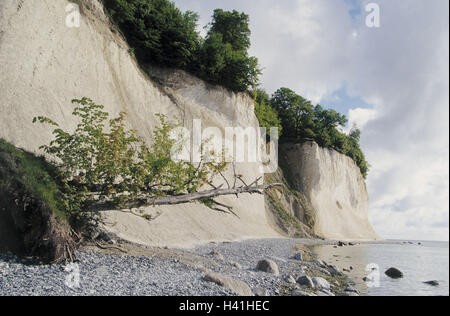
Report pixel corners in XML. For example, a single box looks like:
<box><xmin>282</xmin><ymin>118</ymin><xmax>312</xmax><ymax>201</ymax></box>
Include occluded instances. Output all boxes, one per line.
<box><xmin>256</xmin><ymin>259</ymin><xmax>279</xmax><ymax>275</ymax></box>
<box><xmin>313</xmin><ymin>259</ymin><xmax>326</xmax><ymax>267</ymax></box>
<box><xmin>329</xmin><ymin>265</ymin><xmax>342</xmax><ymax>276</ymax></box>
<box><xmin>317</xmin><ymin>289</ymin><xmax>335</xmax><ymax>297</ymax></box>
<box><xmin>385</xmin><ymin>267</ymin><xmax>404</xmax><ymax>279</ymax></box>
<box><xmin>312</xmin><ymin>277</ymin><xmax>331</xmax><ymax>290</ymax></box>
<box><xmin>203</xmin><ymin>273</ymin><xmax>253</xmax><ymax>296</ymax></box>
<box><xmin>293</xmin><ymin>252</ymin><xmax>303</xmax><ymax>261</ymax></box>
<box><xmin>297</xmin><ymin>275</ymin><xmax>315</xmax><ymax>288</ymax></box>
<box><xmin>345</xmin><ymin>286</ymin><xmax>359</xmax><ymax>294</ymax></box>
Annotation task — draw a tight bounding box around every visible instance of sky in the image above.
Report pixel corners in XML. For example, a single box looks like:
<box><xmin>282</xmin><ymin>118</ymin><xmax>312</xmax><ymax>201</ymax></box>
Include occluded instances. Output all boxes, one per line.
<box><xmin>172</xmin><ymin>0</ymin><xmax>450</xmax><ymax>241</ymax></box>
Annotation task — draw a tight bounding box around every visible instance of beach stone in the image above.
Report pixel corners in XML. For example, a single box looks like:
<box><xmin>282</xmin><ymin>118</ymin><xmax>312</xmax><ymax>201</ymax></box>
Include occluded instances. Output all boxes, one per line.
<box><xmin>312</xmin><ymin>277</ymin><xmax>331</xmax><ymax>290</ymax></box>
<box><xmin>341</xmin><ymin>292</ymin><xmax>360</xmax><ymax>296</ymax></box>
<box><xmin>423</xmin><ymin>280</ymin><xmax>439</xmax><ymax>286</ymax></box>
<box><xmin>292</xmin><ymin>290</ymin><xmax>317</xmax><ymax>297</ymax></box>
<box><xmin>385</xmin><ymin>267</ymin><xmax>404</xmax><ymax>279</ymax></box>
<box><xmin>329</xmin><ymin>265</ymin><xmax>341</xmax><ymax>276</ymax></box>
<box><xmin>345</xmin><ymin>286</ymin><xmax>359</xmax><ymax>294</ymax></box>
<box><xmin>253</xmin><ymin>287</ymin><xmax>269</xmax><ymax>296</ymax></box>
<box><xmin>210</xmin><ymin>251</ymin><xmax>224</xmax><ymax>260</ymax></box>
<box><xmin>320</xmin><ymin>269</ymin><xmax>332</xmax><ymax>276</ymax></box>
<box><xmin>297</xmin><ymin>275</ymin><xmax>315</xmax><ymax>288</ymax></box>
<box><xmin>256</xmin><ymin>259</ymin><xmax>279</xmax><ymax>275</ymax></box>
<box><xmin>293</xmin><ymin>252</ymin><xmax>303</xmax><ymax>261</ymax></box>
<box><xmin>230</xmin><ymin>262</ymin><xmax>242</xmax><ymax>269</ymax></box>
<box><xmin>317</xmin><ymin>289</ymin><xmax>335</xmax><ymax>296</ymax></box>
<box><xmin>203</xmin><ymin>273</ymin><xmax>253</xmax><ymax>296</ymax></box>
<box><xmin>313</xmin><ymin>259</ymin><xmax>326</xmax><ymax>267</ymax></box>
<box><xmin>285</xmin><ymin>275</ymin><xmax>296</xmax><ymax>284</ymax></box>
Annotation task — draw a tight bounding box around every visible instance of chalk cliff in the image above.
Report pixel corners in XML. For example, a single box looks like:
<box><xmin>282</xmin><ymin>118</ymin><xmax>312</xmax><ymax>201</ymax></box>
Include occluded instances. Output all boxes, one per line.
<box><xmin>280</xmin><ymin>142</ymin><xmax>380</xmax><ymax>240</ymax></box>
<box><xmin>0</xmin><ymin>0</ymin><xmax>280</xmax><ymax>248</ymax></box>
<box><xmin>0</xmin><ymin>0</ymin><xmax>378</xmax><ymax>249</ymax></box>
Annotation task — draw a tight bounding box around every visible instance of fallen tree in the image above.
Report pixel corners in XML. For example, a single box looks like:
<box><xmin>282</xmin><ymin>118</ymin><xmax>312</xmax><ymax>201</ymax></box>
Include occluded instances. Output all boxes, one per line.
<box><xmin>34</xmin><ymin>98</ymin><xmax>282</xmax><ymax>233</ymax></box>
<box><xmin>89</xmin><ymin>182</ymin><xmax>282</xmax><ymax>213</ymax></box>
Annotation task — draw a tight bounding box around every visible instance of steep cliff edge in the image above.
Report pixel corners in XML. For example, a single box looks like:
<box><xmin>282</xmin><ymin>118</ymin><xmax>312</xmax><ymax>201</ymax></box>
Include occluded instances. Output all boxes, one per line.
<box><xmin>0</xmin><ymin>0</ymin><xmax>280</xmax><ymax>248</ymax></box>
<box><xmin>279</xmin><ymin>142</ymin><xmax>380</xmax><ymax>240</ymax></box>
<box><xmin>0</xmin><ymin>0</ymin><xmax>378</xmax><ymax>251</ymax></box>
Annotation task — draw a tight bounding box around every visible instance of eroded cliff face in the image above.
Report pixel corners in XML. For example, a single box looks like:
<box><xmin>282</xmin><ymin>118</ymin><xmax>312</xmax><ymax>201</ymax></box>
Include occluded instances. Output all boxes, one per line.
<box><xmin>0</xmin><ymin>0</ymin><xmax>280</xmax><ymax>247</ymax></box>
<box><xmin>280</xmin><ymin>142</ymin><xmax>380</xmax><ymax>240</ymax></box>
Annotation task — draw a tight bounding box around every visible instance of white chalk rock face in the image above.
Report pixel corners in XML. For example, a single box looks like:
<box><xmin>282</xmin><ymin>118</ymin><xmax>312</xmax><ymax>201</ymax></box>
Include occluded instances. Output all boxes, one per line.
<box><xmin>280</xmin><ymin>142</ymin><xmax>380</xmax><ymax>240</ymax></box>
<box><xmin>0</xmin><ymin>0</ymin><xmax>280</xmax><ymax>247</ymax></box>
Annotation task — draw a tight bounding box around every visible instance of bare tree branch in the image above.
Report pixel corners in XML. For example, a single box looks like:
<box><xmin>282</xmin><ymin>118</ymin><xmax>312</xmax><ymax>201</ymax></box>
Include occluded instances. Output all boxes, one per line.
<box><xmin>88</xmin><ymin>183</ymin><xmax>282</xmax><ymax>212</ymax></box>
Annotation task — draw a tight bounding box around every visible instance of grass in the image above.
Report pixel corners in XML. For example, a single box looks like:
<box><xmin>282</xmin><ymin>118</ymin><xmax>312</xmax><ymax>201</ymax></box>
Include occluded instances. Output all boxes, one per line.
<box><xmin>0</xmin><ymin>139</ymin><xmax>67</xmax><ymax>223</ymax></box>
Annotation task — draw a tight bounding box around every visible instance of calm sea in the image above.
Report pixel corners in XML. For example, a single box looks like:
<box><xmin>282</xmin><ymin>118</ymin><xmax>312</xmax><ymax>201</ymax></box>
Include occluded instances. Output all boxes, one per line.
<box><xmin>312</xmin><ymin>240</ymin><xmax>449</xmax><ymax>296</ymax></box>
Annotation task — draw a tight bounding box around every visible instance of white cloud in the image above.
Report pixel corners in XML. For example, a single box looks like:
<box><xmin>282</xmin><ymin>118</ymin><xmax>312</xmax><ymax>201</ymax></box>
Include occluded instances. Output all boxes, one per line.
<box><xmin>347</xmin><ymin>108</ymin><xmax>378</xmax><ymax>130</ymax></box>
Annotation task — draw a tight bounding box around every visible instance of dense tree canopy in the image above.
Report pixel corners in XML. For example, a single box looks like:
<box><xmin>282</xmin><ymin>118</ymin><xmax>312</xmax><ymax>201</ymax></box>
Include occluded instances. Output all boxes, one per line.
<box><xmin>253</xmin><ymin>89</ymin><xmax>282</xmax><ymax>138</ymax></box>
<box><xmin>104</xmin><ymin>0</ymin><xmax>260</xmax><ymax>92</ymax></box>
<box><xmin>104</xmin><ymin>0</ymin><xmax>200</xmax><ymax>69</ymax></box>
<box><xmin>270</xmin><ymin>88</ymin><xmax>369</xmax><ymax>178</ymax></box>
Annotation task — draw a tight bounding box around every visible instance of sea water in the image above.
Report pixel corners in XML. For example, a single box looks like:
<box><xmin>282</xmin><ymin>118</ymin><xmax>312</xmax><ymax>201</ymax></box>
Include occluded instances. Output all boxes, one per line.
<box><xmin>312</xmin><ymin>241</ymin><xmax>449</xmax><ymax>296</ymax></box>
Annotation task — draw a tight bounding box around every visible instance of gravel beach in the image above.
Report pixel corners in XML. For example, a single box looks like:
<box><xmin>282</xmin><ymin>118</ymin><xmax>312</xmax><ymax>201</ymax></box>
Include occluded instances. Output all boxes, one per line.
<box><xmin>0</xmin><ymin>238</ymin><xmax>355</xmax><ymax>296</ymax></box>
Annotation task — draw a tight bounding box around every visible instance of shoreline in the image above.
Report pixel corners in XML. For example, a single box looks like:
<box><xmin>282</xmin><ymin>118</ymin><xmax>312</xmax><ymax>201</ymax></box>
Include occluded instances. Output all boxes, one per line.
<box><xmin>0</xmin><ymin>237</ymin><xmax>365</xmax><ymax>296</ymax></box>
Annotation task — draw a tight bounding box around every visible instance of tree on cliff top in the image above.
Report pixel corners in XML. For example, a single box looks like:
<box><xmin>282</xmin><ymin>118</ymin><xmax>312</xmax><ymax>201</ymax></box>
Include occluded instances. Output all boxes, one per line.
<box><xmin>103</xmin><ymin>0</ymin><xmax>200</xmax><ymax>69</ymax></box>
<box><xmin>103</xmin><ymin>0</ymin><xmax>261</xmax><ymax>92</ymax></box>
<box><xmin>271</xmin><ymin>88</ymin><xmax>369</xmax><ymax>178</ymax></box>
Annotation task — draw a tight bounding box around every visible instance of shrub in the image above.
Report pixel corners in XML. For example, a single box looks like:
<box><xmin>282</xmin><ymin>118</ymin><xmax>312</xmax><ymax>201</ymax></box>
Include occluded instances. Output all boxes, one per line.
<box><xmin>34</xmin><ymin>98</ymin><xmax>228</xmax><ymax>228</ymax></box>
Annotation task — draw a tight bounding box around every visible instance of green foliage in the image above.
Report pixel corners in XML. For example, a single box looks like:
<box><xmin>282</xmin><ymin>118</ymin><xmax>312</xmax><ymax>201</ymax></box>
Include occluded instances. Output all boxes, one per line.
<box><xmin>207</xmin><ymin>9</ymin><xmax>251</xmax><ymax>51</ymax></box>
<box><xmin>103</xmin><ymin>0</ymin><xmax>261</xmax><ymax>92</ymax></box>
<box><xmin>197</xmin><ymin>9</ymin><xmax>261</xmax><ymax>91</ymax></box>
<box><xmin>34</xmin><ymin>98</ymin><xmax>228</xmax><ymax>229</ymax></box>
<box><xmin>103</xmin><ymin>0</ymin><xmax>200</xmax><ymax>69</ymax></box>
<box><xmin>271</xmin><ymin>88</ymin><xmax>369</xmax><ymax>178</ymax></box>
<box><xmin>252</xmin><ymin>89</ymin><xmax>282</xmax><ymax>138</ymax></box>
<box><xmin>0</xmin><ymin>139</ymin><xmax>67</xmax><ymax>223</ymax></box>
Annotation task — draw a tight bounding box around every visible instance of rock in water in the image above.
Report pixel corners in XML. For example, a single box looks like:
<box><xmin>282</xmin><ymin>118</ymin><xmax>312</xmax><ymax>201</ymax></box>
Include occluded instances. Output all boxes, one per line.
<box><xmin>312</xmin><ymin>277</ymin><xmax>331</xmax><ymax>290</ymax></box>
<box><xmin>423</xmin><ymin>280</ymin><xmax>439</xmax><ymax>286</ymax></box>
<box><xmin>385</xmin><ymin>267</ymin><xmax>404</xmax><ymax>279</ymax></box>
<box><xmin>297</xmin><ymin>275</ymin><xmax>315</xmax><ymax>288</ymax></box>
<box><xmin>256</xmin><ymin>259</ymin><xmax>279</xmax><ymax>275</ymax></box>
<box><xmin>203</xmin><ymin>273</ymin><xmax>253</xmax><ymax>296</ymax></box>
